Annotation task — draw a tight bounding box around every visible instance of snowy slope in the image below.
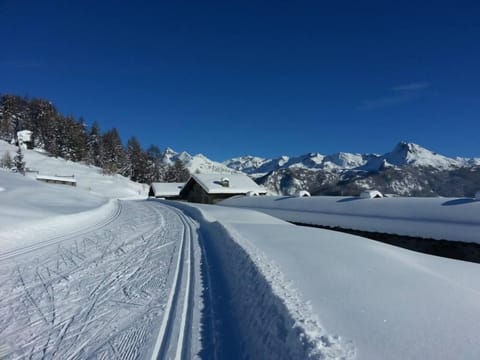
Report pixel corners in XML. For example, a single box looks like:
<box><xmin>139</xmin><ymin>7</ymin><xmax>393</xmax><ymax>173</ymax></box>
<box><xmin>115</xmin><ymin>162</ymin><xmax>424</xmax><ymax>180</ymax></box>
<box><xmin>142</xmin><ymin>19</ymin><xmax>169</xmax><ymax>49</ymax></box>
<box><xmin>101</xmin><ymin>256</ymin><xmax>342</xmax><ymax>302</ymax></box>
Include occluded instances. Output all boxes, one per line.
<box><xmin>0</xmin><ymin>140</ymin><xmax>146</xmax><ymax>198</ymax></box>
<box><xmin>173</xmin><ymin>203</ymin><xmax>480</xmax><ymax>360</ymax></box>
<box><xmin>0</xmin><ymin>169</ymin><xmax>117</xmax><ymax>251</ymax></box>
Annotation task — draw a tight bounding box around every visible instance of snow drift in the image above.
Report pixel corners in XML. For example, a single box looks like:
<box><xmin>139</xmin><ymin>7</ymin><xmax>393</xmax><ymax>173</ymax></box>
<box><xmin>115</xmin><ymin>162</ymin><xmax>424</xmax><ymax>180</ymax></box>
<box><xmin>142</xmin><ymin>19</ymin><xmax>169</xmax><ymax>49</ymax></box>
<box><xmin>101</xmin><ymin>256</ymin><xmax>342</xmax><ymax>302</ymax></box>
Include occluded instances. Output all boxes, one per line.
<box><xmin>167</xmin><ymin>201</ymin><xmax>353</xmax><ymax>359</ymax></box>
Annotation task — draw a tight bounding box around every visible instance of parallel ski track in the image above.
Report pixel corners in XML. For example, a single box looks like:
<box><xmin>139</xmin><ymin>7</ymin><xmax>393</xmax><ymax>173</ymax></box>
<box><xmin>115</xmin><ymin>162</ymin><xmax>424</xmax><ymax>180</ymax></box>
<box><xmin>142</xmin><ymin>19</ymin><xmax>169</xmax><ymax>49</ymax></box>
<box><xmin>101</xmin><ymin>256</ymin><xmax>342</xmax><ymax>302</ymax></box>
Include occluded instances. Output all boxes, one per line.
<box><xmin>0</xmin><ymin>200</ymin><xmax>123</xmax><ymax>262</ymax></box>
<box><xmin>150</xmin><ymin>205</ymin><xmax>195</xmax><ymax>360</ymax></box>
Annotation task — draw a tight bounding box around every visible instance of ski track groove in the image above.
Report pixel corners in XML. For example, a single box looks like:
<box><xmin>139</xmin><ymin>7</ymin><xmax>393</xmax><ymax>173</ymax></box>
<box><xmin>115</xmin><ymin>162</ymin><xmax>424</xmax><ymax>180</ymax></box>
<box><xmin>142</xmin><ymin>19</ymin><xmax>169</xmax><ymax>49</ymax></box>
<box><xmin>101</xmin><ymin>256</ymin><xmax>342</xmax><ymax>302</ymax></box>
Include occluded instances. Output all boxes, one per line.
<box><xmin>0</xmin><ymin>200</ymin><xmax>197</xmax><ymax>360</ymax></box>
<box><xmin>150</xmin><ymin>204</ymin><xmax>196</xmax><ymax>360</ymax></box>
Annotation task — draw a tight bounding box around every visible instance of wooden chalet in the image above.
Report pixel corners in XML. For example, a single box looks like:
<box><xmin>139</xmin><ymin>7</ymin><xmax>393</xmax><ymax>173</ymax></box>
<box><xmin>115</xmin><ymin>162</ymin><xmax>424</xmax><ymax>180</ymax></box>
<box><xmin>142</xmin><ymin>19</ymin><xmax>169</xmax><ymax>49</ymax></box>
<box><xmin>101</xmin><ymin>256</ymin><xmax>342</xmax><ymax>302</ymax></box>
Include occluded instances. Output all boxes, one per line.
<box><xmin>179</xmin><ymin>173</ymin><xmax>267</xmax><ymax>204</ymax></box>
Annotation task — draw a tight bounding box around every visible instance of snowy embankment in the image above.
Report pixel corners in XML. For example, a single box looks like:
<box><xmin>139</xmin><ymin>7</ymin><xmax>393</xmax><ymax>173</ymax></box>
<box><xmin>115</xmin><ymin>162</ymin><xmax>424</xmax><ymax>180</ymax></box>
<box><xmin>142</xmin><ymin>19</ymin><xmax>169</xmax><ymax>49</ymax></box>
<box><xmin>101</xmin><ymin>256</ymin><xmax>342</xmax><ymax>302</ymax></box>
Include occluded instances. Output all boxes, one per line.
<box><xmin>0</xmin><ymin>170</ymin><xmax>117</xmax><ymax>252</ymax></box>
<box><xmin>169</xmin><ymin>202</ymin><xmax>480</xmax><ymax>359</ymax></box>
<box><xmin>220</xmin><ymin>195</ymin><xmax>480</xmax><ymax>243</ymax></box>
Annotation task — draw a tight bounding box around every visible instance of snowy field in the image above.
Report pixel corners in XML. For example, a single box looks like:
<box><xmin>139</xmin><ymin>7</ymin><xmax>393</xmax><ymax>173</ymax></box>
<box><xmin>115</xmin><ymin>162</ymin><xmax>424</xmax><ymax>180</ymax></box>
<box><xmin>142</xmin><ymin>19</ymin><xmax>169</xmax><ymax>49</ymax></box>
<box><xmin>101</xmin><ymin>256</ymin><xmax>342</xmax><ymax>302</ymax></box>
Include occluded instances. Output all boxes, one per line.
<box><xmin>220</xmin><ymin>195</ymin><xmax>480</xmax><ymax>243</ymax></box>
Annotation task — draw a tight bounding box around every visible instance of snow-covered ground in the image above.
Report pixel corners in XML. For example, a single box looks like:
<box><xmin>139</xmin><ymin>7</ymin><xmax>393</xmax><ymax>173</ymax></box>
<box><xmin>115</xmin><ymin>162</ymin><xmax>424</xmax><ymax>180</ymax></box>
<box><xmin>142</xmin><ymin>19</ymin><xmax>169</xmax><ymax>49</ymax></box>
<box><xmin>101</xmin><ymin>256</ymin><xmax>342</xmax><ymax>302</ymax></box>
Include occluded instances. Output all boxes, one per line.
<box><xmin>2</xmin><ymin>153</ymin><xmax>480</xmax><ymax>359</ymax></box>
<box><xmin>220</xmin><ymin>195</ymin><xmax>480</xmax><ymax>243</ymax></box>
<box><xmin>169</xmin><ymin>202</ymin><xmax>480</xmax><ymax>359</ymax></box>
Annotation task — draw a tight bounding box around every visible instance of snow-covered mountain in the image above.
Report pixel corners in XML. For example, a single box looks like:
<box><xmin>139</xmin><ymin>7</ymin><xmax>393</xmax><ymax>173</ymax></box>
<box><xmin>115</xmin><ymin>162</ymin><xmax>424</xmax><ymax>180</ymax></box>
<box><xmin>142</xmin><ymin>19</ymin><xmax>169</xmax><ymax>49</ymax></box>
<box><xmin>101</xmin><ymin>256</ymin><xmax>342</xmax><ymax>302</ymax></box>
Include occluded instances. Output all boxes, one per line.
<box><xmin>223</xmin><ymin>142</ymin><xmax>480</xmax><ymax>197</ymax></box>
<box><xmin>360</xmin><ymin>142</ymin><xmax>464</xmax><ymax>172</ymax></box>
<box><xmin>224</xmin><ymin>151</ymin><xmax>378</xmax><ymax>174</ymax></box>
<box><xmin>162</xmin><ymin>147</ymin><xmax>239</xmax><ymax>175</ymax></box>
<box><xmin>225</xmin><ymin>142</ymin><xmax>475</xmax><ymax>175</ymax></box>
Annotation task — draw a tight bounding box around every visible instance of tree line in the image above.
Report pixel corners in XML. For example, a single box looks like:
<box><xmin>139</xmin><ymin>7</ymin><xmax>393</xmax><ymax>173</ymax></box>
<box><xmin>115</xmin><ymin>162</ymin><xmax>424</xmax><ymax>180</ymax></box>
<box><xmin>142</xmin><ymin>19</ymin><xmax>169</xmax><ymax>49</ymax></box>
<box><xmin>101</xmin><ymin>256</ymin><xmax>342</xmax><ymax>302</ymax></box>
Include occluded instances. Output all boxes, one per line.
<box><xmin>0</xmin><ymin>94</ymin><xmax>190</xmax><ymax>183</ymax></box>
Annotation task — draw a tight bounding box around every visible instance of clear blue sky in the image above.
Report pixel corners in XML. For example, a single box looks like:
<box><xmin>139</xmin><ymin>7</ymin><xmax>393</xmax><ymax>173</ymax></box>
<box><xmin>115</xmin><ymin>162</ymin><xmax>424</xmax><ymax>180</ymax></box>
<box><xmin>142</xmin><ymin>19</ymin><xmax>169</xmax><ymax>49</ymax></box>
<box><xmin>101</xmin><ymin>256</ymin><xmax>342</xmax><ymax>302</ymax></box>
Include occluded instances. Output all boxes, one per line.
<box><xmin>1</xmin><ymin>0</ymin><xmax>479</xmax><ymax>160</ymax></box>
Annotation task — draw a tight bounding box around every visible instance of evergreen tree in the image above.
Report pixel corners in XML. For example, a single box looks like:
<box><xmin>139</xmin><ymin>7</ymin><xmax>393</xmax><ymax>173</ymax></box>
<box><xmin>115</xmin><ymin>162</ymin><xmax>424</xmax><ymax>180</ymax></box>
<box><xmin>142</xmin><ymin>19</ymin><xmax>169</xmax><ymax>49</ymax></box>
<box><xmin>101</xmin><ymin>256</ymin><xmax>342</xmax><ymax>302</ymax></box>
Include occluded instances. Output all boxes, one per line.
<box><xmin>102</xmin><ymin>128</ymin><xmax>126</xmax><ymax>174</ymax></box>
<box><xmin>14</xmin><ymin>146</ymin><xmax>26</xmax><ymax>175</ymax></box>
<box><xmin>145</xmin><ymin>144</ymin><xmax>164</xmax><ymax>182</ymax></box>
<box><xmin>87</xmin><ymin>121</ymin><xmax>104</xmax><ymax>167</ymax></box>
<box><xmin>0</xmin><ymin>95</ymin><xmax>28</xmax><ymax>142</ymax></box>
<box><xmin>125</xmin><ymin>136</ymin><xmax>149</xmax><ymax>182</ymax></box>
<box><xmin>26</xmin><ymin>98</ymin><xmax>61</xmax><ymax>151</ymax></box>
<box><xmin>164</xmin><ymin>159</ymin><xmax>190</xmax><ymax>182</ymax></box>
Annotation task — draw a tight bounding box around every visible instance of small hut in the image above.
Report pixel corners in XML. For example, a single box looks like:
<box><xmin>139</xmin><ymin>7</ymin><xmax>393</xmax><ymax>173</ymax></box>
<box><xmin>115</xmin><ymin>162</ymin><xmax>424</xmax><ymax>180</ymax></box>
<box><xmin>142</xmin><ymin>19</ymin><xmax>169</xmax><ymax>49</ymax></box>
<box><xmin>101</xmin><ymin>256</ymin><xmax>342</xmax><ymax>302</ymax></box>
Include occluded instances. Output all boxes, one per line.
<box><xmin>148</xmin><ymin>182</ymin><xmax>184</xmax><ymax>199</ymax></box>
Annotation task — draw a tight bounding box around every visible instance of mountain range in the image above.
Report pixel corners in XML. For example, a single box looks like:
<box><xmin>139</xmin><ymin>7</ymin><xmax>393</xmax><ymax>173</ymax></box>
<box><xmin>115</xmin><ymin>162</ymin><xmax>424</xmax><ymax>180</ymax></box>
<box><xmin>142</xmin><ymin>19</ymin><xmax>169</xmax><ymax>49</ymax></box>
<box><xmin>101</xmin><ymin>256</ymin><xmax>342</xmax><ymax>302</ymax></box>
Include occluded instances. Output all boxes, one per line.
<box><xmin>164</xmin><ymin>142</ymin><xmax>480</xmax><ymax>197</ymax></box>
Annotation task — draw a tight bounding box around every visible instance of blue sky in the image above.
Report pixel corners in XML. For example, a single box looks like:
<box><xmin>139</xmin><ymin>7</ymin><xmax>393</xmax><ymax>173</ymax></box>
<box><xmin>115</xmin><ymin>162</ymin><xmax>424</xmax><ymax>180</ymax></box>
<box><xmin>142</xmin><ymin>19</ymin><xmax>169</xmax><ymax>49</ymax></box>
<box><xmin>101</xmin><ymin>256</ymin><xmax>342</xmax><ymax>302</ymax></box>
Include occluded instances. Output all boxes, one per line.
<box><xmin>1</xmin><ymin>0</ymin><xmax>479</xmax><ymax>160</ymax></box>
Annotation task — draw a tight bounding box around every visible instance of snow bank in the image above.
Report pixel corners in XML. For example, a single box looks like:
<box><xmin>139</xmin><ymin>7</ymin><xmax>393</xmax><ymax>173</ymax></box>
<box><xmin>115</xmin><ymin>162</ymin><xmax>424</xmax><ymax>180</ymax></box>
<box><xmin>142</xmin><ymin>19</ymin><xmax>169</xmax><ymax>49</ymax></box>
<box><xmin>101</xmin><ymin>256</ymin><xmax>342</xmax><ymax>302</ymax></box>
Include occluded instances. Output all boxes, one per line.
<box><xmin>0</xmin><ymin>170</ymin><xmax>119</xmax><ymax>251</ymax></box>
<box><xmin>220</xmin><ymin>195</ymin><xmax>480</xmax><ymax>243</ymax></box>
<box><xmin>167</xmin><ymin>201</ymin><xmax>353</xmax><ymax>359</ymax></box>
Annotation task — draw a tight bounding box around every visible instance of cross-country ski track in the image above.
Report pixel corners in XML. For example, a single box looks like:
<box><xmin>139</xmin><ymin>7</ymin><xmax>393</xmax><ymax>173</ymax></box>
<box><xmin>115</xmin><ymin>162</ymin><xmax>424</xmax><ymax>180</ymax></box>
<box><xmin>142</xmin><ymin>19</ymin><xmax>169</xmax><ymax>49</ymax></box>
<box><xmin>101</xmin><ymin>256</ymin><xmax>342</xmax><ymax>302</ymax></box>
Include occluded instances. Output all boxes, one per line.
<box><xmin>0</xmin><ymin>200</ymin><xmax>201</xmax><ymax>359</ymax></box>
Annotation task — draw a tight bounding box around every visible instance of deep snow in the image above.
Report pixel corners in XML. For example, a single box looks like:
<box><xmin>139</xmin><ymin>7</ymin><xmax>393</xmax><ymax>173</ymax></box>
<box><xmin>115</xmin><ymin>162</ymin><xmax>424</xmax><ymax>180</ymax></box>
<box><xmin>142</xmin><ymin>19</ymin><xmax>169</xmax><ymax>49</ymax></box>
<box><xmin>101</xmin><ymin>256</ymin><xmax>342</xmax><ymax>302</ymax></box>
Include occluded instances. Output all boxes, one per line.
<box><xmin>176</xmin><ymin>203</ymin><xmax>480</xmax><ymax>360</ymax></box>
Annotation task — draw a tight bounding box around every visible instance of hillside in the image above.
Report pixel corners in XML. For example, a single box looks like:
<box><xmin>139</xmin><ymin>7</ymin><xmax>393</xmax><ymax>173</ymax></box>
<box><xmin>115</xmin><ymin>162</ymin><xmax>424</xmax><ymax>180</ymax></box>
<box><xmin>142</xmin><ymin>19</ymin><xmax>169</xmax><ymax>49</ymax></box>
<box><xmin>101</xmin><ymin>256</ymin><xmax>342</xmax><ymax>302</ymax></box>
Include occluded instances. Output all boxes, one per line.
<box><xmin>0</xmin><ymin>140</ymin><xmax>146</xmax><ymax>198</ymax></box>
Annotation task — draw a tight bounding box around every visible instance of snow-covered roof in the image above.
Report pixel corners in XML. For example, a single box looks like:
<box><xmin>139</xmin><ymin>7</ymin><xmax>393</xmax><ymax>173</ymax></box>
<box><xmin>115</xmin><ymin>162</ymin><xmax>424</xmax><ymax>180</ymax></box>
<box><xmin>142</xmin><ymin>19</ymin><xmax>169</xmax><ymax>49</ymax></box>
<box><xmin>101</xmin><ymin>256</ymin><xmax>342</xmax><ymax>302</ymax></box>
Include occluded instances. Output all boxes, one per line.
<box><xmin>17</xmin><ymin>130</ymin><xmax>32</xmax><ymax>143</ymax></box>
<box><xmin>360</xmin><ymin>190</ymin><xmax>383</xmax><ymax>199</ymax></box>
<box><xmin>219</xmin><ymin>195</ymin><xmax>480</xmax><ymax>244</ymax></box>
<box><xmin>36</xmin><ymin>175</ymin><xmax>77</xmax><ymax>183</ymax></box>
<box><xmin>189</xmin><ymin>173</ymin><xmax>266</xmax><ymax>194</ymax></box>
<box><xmin>296</xmin><ymin>190</ymin><xmax>311</xmax><ymax>197</ymax></box>
<box><xmin>150</xmin><ymin>182</ymin><xmax>184</xmax><ymax>197</ymax></box>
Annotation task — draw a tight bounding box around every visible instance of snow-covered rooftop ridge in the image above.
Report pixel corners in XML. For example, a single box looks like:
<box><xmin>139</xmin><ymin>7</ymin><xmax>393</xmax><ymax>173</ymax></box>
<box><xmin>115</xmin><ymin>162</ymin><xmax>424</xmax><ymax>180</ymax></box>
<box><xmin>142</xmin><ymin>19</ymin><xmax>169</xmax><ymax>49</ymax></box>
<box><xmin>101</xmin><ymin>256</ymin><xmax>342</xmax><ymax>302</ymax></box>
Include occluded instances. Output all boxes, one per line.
<box><xmin>190</xmin><ymin>173</ymin><xmax>267</xmax><ymax>194</ymax></box>
<box><xmin>150</xmin><ymin>182</ymin><xmax>184</xmax><ymax>196</ymax></box>
<box><xmin>36</xmin><ymin>174</ymin><xmax>77</xmax><ymax>183</ymax></box>
<box><xmin>220</xmin><ymin>195</ymin><xmax>480</xmax><ymax>244</ymax></box>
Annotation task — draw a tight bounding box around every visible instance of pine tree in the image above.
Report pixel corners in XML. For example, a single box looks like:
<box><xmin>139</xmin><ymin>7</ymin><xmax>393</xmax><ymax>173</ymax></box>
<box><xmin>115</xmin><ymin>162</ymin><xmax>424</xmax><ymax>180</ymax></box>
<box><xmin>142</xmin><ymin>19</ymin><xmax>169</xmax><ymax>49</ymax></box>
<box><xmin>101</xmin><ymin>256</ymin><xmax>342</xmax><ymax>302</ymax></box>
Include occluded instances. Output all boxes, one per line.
<box><xmin>164</xmin><ymin>159</ymin><xmax>190</xmax><ymax>182</ymax></box>
<box><xmin>14</xmin><ymin>146</ymin><xmax>26</xmax><ymax>175</ymax></box>
<box><xmin>87</xmin><ymin>121</ymin><xmax>104</xmax><ymax>167</ymax></box>
<box><xmin>145</xmin><ymin>145</ymin><xmax>164</xmax><ymax>182</ymax></box>
<box><xmin>125</xmin><ymin>136</ymin><xmax>149</xmax><ymax>182</ymax></box>
<box><xmin>0</xmin><ymin>95</ymin><xmax>28</xmax><ymax>142</ymax></box>
<box><xmin>102</xmin><ymin>128</ymin><xmax>126</xmax><ymax>174</ymax></box>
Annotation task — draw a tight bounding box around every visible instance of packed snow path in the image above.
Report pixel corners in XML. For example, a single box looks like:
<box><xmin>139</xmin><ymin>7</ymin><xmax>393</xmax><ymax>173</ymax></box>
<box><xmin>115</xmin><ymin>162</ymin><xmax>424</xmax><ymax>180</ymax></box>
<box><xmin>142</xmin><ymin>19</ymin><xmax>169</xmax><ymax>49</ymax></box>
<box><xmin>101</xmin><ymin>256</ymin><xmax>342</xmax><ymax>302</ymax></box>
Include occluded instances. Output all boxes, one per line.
<box><xmin>0</xmin><ymin>200</ymin><xmax>200</xmax><ymax>359</ymax></box>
